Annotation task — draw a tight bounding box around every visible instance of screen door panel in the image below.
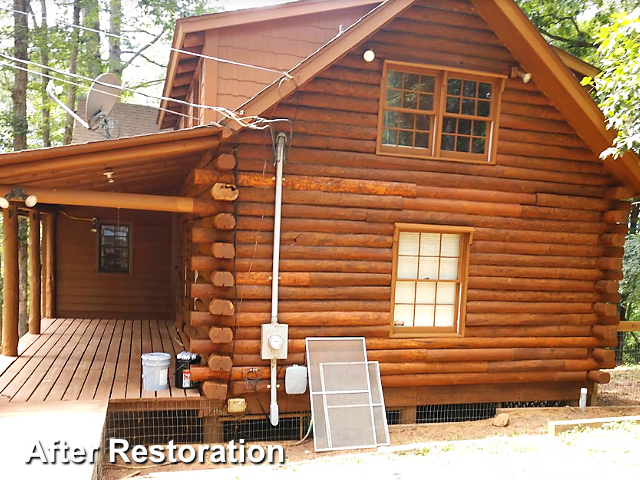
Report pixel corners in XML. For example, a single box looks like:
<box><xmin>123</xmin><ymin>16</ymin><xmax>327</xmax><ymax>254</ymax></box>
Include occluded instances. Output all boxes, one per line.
<box><xmin>306</xmin><ymin>338</ymin><xmax>390</xmax><ymax>452</ymax></box>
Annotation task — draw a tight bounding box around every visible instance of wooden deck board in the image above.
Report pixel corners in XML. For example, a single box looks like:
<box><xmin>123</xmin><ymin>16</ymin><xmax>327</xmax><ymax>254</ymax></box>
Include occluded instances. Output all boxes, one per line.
<box><xmin>0</xmin><ymin>319</ymin><xmax>75</xmax><ymax>402</ymax></box>
<box><xmin>0</xmin><ymin>319</ymin><xmax>198</xmax><ymax>405</ymax></box>
<box><xmin>94</xmin><ymin>319</ymin><xmax>125</xmax><ymax>401</ymax></box>
<box><xmin>0</xmin><ymin>319</ymin><xmax>69</xmax><ymax>394</ymax></box>
<box><xmin>160</xmin><ymin>318</ymin><xmax>187</xmax><ymax>398</ymax></box>
<box><xmin>63</xmin><ymin>319</ymin><xmax>110</xmax><ymax>401</ymax></box>
<box><xmin>29</xmin><ymin>319</ymin><xmax>93</xmax><ymax>402</ymax></box>
<box><xmin>79</xmin><ymin>319</ymin><xmax>117</xmax><ymax>401</ymax></box>
<box><xmin>46</xmin><ymin>319</ymin><xmax>101</xmax><ymax>402</ymax></box>
<box><xmin>150</xmin><ymin>319</ymin><xmax>172</xmax><ymax>399</ymax></box>
<box><xmin>20</xmin><ymin>319</ymin><xmax>92</xmax><ymax>403</ymax></box>
<box><xmin>110</xmin><ymin>320</ymin><xmax>133</xmax><ymax>400</ymax></box>
<box><xmin>125</xmin><ymin>320</ymin><xmax>143</xmax><ymax>399</ymax></box>
<box><xmin>0</xmin><ymin>318</ymin><xmax>57</xmax><ymax>378</ymax></box>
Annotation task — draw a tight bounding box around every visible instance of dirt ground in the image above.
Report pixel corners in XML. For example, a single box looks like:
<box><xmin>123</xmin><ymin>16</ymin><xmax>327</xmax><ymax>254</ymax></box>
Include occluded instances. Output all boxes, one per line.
<box><xmin>598</xmin><ymin>366</ymin><xmax>640</xmax><ymax>406</ymax></box>
<box><xmin>101</xmin><ymin>405</ymin><xmax>640</xmax><ymax>480</ymax></box>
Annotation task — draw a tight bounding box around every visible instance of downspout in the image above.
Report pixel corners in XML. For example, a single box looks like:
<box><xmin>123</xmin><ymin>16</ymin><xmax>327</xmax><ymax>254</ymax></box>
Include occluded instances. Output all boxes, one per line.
<box><xmin>270</xmin><ymin>132</ymin><xmax>288</xmax><ymax>426</ymax></box>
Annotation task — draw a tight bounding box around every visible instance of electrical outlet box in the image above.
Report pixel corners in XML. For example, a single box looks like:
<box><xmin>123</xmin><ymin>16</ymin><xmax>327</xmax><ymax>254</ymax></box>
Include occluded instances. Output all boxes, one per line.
<box><xmin>261</xmin><ymin>324</ymin><xmax>288</xmax><ymax>360</ymax></box>
<box><xmin>285</xmin><ymin>365</ymin><xmax>308</xmax><ymax>395</ymax></box>
<box><xmin>227</xmin><ymin>398</ymin><xmax>247</xmax><ymax>414</ymax></box>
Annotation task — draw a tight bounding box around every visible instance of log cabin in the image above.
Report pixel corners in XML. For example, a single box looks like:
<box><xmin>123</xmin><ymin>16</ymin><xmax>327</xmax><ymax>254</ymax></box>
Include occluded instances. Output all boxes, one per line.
<box><xmin>0</xmin><ymin>0</ymin><xmax>638</xmax><ymax>426</ymax></box>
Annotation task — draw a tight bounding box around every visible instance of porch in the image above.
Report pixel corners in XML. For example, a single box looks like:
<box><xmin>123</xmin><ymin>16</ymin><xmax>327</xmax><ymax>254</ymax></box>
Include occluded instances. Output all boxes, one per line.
<box><xmin>0</xmin><ymin>318</ymin><xmax>201</xmax><ymax>404</ymax></box>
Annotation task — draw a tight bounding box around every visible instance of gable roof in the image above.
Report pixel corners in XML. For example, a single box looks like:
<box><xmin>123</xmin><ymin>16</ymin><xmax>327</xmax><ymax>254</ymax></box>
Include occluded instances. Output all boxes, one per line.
<box><xmin>158</xmin><ymin>0</ymin><xmax>382</xmax><ymax>128</ymax></box>
<box><xmin>225</xmin><ymin>0</ymin><xmax>640</xmax><ymax>194</ymax></box>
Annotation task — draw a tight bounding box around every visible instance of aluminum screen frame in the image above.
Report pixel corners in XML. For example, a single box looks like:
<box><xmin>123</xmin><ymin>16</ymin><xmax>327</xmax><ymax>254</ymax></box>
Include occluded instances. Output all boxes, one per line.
<box><xmin>306</xmin><ymin>337</ymin><xmax>390</xmax><ymax>452</ymax></box>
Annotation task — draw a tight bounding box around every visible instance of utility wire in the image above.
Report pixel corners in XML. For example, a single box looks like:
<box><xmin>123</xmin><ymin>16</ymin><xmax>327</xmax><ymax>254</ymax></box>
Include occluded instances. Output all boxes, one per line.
<box><xmin>0</xmin><ymin>60</ymin><xmax>198</xmax><ymax>123</ymax></box>
<box><xmin>0</xmin><ymin>51</ymin><xmax>286</xmax><ymax>130</ymax></box>
<box><xmin>1</xmin><ymin>6</ymin><xmax>291</xmax><ymax>78</ymax></box>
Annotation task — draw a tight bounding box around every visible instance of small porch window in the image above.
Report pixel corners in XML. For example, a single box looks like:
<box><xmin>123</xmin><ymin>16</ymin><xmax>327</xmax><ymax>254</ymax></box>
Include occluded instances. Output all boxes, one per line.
<box><xmin>99</xmin><ymin>224</ymin><xmax>131</xmax><ymax>273</ymax></box>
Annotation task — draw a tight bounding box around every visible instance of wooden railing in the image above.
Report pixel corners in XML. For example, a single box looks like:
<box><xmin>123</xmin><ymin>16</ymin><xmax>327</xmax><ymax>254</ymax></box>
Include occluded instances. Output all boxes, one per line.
<box><xmin>618</xmin><ymin>322</ymin><xmax>640</xmax><ymax>332</ymax></box>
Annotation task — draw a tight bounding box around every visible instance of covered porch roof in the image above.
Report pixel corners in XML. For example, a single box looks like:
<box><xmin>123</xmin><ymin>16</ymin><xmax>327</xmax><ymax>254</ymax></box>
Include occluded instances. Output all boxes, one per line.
<box><xmin>0</xmin><ymin>125</ymin><xmax>222</xmax><ymax>196</ymax></box>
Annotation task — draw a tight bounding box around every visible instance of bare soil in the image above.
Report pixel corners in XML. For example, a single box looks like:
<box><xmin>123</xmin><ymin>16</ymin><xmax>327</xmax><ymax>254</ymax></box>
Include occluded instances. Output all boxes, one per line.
<box><xmin>101</xmin><ymin>405</ymin><xmax>640</xmax><ymax>480</ymax></box>
<box><xmin>598</xmin><ymin>366</ymin><xmax>640</xmax><ymax>406</ymax></box>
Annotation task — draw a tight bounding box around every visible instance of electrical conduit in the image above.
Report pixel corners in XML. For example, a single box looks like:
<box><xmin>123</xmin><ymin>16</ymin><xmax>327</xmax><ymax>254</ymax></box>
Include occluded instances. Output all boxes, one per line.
<box><xmin>270</xmin><ymin>132</ymin><xmax>287</xmax><ymax>426</ymax></box>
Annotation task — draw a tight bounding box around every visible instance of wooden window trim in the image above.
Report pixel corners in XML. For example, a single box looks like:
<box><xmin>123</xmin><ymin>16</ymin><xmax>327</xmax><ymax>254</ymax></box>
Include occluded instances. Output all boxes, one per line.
<box><xmin>377</xmin><ymin>61</ymin><xmax>506</xmax><ymax>165</ymax></box>
<box><xmin>97</xmin><ymin>222</ymin><xmax>133</xmax><ymax>275</ymax></box>
<box><xmin>389</xmin><ymin>223</ymin><xmax>474</xmax><ymax>338</ymax></box>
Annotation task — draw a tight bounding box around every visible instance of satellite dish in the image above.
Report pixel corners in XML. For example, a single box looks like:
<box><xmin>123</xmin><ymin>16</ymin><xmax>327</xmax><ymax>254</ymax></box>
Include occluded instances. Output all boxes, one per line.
<box><xmin>86</xmin><ymin>73</ymin><xmax>122</xmax><ymax>138</ymax></box>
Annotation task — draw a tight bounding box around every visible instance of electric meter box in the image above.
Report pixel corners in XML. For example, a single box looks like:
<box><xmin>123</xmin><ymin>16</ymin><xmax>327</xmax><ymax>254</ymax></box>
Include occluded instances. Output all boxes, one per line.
<box><xmin>261</xmin><ymin>324</ymin><xmax>289</xmax><ymax>360</ymax></box>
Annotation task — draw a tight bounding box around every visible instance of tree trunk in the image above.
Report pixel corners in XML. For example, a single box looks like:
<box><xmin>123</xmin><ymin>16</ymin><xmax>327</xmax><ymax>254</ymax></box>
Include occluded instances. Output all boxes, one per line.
<box><xmin>39</xmin><ymin>0</ymin><xmax>51</xmax><ymax>147</ymax></box>
<box><xmin>12</xmin><ymin>0</ymin><xmax>29</xmax><ymax>151</ymax></box>
<box><xmin>82</xmin><ymin>1</ymin><xmax>103</xmax><ymax>79</ymax></box>
<box><xmin>63</xmin><ymin>0</ymin><xmax>81</xmax><ymax>145</ymax></box>
<box><xmin>109</xmin><ymin>0</ymin><xmax>123</xmax><ymax>76</ymax></box>
<box><xmin>629</xmin><ymin>199</ymin><xmax>639</xmax><ymax>235</ymax></box>
<box><xmin>18</xmin><ymin>217</ymin><xmax>29</xmax><ymax>338</ymax></box>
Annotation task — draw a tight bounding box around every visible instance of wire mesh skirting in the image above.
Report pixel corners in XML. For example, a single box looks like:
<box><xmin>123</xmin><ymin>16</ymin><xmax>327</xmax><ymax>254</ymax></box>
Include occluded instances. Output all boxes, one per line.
<box><xmin>103</xmin><ymin>399</ymin><xmax>224</xmax><ymax>452</ymax></box>
<box><xmin>416</xmin><ymin>403</ymin><xmax>497</xmax><ymax>423</ymax></box>
<box><xmin>220</xmin><ymin>413</ymin><xmax>311</xmax><ymax>443</ymax></box>
<box><xmin>598</xmin><ymin>334</ymin><xmax>640</xmax><ymax>406</ymax></box>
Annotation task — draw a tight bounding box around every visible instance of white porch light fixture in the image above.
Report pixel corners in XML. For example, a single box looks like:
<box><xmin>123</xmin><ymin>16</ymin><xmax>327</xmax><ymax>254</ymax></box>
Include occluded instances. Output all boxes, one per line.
<box><xmin>1</xmin><ymin>188</ymin><xmax>37</xmax><ymax>208</ymax></box>
<box><xmin>510</xmin><ymin>66</ymin><xmax>532</xmax><ymax>84</ymax></box>
<box><xmin>363</xmin><ymin>49</ymin><xmax>376</xmax><ymax>62</ymax></box>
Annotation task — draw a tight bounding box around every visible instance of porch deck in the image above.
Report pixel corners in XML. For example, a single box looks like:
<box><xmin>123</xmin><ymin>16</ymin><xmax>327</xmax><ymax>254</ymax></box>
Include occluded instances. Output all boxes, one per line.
<box><xmin>0</xmin><ymin>318</ymin><xmax>201</xmax><ymax>405</ymax></box>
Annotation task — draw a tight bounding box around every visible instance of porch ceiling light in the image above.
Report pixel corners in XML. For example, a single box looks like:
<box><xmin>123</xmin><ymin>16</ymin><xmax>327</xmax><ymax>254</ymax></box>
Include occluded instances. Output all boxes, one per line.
<box><xmin>103</xmin><ymin>167</ymin><xmax>115</xmax><ymax>183</ymax></box>
<box><xmin>1</xmin><ymin>188</ymin><xmax>37</xmax><ymax>208</ymax></box>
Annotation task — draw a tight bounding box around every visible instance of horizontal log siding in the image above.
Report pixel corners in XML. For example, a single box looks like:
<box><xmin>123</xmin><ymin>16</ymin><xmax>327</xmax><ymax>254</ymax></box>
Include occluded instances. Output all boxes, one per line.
<box><xmin>56</xmin><ymin>207</ymin><xmax>173</xmax><ymax>320</ymax></box>
<box><xmin>179</xmin><ymin>0</ymin><xmax>625</xmax><ymax>409</ymax></box>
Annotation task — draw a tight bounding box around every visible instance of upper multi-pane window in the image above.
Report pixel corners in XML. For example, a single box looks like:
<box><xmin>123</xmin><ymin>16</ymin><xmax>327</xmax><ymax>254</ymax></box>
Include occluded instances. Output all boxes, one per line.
<box><xmin>99</xmin><ymin>224</ymin><xmax>130</xmax><ymax>273</ymax></box>
<box><xmin>391</xmin><ymin>224</ymin><xmax>473</xmax><ymax>336</ymax></box>
<box><xmin>378</xmin><ymin>62</ymin><xmax>503</xmax><ymax>163</ymax></box>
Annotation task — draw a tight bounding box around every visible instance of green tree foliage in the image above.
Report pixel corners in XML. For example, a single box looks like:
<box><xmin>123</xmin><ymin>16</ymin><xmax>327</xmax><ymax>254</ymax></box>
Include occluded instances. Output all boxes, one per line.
<box><xmin>0</xmin><ymin>0</ymin><xmax>215</xmax><ymax>150</ymax></box>
<box><xmin>583</xmin><ymin>9</ymin><xmax>640</xmax><ymax>159</ymax></box>
<box><xmin>620</xmin><ymin>232</ymin><xmax>640</xmax><ymax>322</ymax></box>
<box><xmin>516</xmin><ymin>0</ymin><xmax>637</xmax><ymax>63</ymax></box>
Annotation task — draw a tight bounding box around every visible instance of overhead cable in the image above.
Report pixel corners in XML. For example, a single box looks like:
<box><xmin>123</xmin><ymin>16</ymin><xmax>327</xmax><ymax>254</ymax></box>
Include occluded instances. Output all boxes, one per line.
<box><xmin>1</xmin><ymin>6</ymin><xmax>291</xmax><ymax>78</ymax></box>
<box><xmin>0</xmin><ymin>51</ymin><xmax>285</xmax><ymax>130</ymax></box>
<box><xmin>0</xmin><ymin>60</ymin><xmax>199</xmax><ymax>123</ymax></box>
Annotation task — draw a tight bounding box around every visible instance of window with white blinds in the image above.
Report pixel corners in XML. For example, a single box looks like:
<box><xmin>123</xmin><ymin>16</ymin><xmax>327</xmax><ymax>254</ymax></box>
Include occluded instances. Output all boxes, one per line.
<box><xmin>391</xmin><ymin>225</ymin><xmax>472</xmax><ymax>335</ymax></box>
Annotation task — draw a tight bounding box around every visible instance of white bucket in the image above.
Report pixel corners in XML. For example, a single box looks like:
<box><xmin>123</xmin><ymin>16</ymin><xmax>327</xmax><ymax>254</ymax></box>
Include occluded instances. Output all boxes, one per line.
<box><xmin>141</xmin><ymin>352</ymin><xmax>171</xmax><ymax>391</ymax></box>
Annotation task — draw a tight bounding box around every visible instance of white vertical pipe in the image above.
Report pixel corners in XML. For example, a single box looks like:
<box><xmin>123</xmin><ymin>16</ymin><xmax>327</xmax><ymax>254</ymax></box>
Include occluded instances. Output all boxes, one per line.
<box><xmin>269</xmin><ymin>132</ymin><xmax>287</xmax><ymax>426</ymax></box>
<box><xmin>271</xmin><ymin>133</ymin><xmax>286</xmax><ymax>325</ymax></box>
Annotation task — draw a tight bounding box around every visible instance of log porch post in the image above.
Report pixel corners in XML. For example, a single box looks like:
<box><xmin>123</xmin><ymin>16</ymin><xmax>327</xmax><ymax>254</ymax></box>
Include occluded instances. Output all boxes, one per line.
<box><xmin>43</xmin><ymin>212</ymin><xmax>56</xmax><ymax>319</ymax></box>
<box><xmin>2</xmin><ymin>203</ymin><xmax>19</xmax><ymax>356</ymax></box>
<box><xmin>29</xmin><ymin>211</ymin><xmax>41</xmax><ymax>334</ymax></box>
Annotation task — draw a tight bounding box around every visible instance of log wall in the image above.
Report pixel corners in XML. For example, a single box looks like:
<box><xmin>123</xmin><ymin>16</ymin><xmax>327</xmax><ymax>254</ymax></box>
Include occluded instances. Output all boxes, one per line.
<box><xmin>175</xmin><ymin>152</ymin><xmax>238</xmax><ymax>400</ymax></box>
<box><xmin>179</xmin><ymin>0</ymin><xmax>628</xmax><ymax>410</ymax></box>
<box><xmin>56</xmin><ymin>206</ymin><xmax>174</xmax><ymax>320</ymax></box>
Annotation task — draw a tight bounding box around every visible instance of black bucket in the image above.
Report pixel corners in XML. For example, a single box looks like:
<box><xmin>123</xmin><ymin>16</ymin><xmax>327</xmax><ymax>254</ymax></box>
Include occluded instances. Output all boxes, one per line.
<box><xmin>175</xmin><ymin>351</ymin><xmax>201</xmax><ymax>389</ymax></box>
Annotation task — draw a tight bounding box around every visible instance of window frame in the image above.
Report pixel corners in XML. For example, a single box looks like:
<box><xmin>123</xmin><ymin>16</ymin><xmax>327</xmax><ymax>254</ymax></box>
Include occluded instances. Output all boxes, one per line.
<box><xmin>97</xmin><ymin>222</ymin><xmax>132</xmax><ymax>274</ymax></box>
<box><xmin>389</xmin><ymin>223</ymin><xmax>474</xmax><ymax>338</ymax></box>
<box><xmin>377</xmin><ymin>61</ymin><xmax>506</xmax><ymax>164</ymax></box>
